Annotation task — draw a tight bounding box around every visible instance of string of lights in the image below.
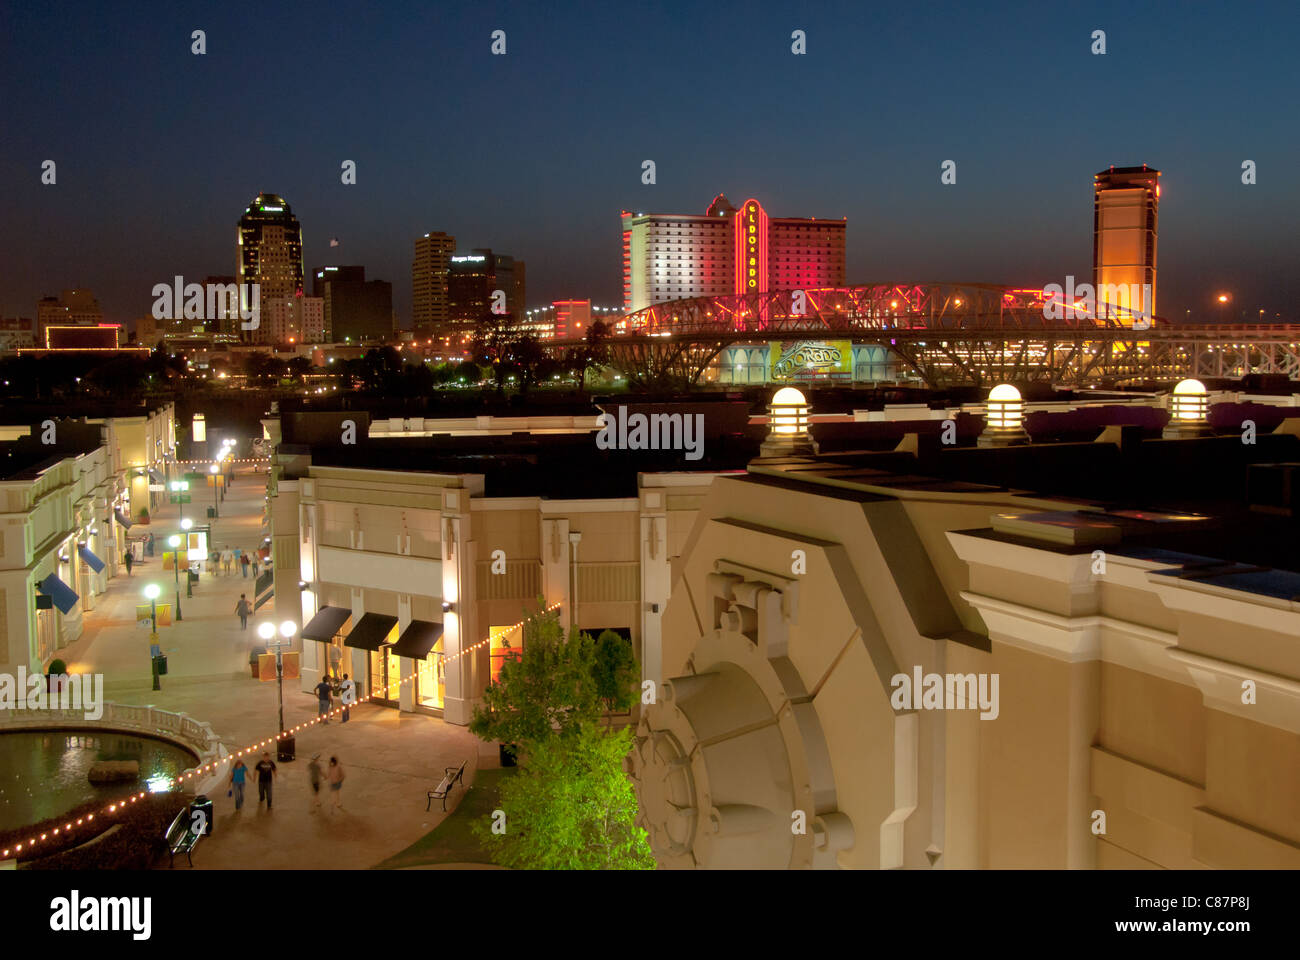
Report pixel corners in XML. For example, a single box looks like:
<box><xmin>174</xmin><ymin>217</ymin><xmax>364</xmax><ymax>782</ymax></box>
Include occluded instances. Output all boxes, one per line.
<box><xmin>1</xmin><ymin>603</ymin><xmax>561</xmax><ymax>860</ymax></box>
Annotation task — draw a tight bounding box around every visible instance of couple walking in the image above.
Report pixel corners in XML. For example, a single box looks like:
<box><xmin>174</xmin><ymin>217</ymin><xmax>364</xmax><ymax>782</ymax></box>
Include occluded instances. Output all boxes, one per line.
<box><xmin>308</xmin><ymin>754</ymin><xmax>347</xmax><ymax>812</ymax></box>
<box><xmin>227</xmin><ymin>752</ymin><xmax>277</xmax><ymax>810</ymax></box>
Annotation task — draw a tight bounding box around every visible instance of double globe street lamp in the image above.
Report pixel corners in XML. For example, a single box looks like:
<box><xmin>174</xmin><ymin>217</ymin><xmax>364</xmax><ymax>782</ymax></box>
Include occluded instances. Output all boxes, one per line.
<box><xmin>258</xmin><ymin>619</ymin><xmax>299</xmax><ymax>760</ymax></box>
<box><xmin>142</xmin><ymin>582</ymin><xmax>162</xmax><ymax>690</ymax></box>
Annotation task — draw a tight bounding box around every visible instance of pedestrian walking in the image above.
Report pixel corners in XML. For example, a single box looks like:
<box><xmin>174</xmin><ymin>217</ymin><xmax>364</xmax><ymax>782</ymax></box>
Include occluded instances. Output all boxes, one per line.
<box><xmin>328</xmin><ymin>643</ymin><xmax>342</xmax><ymax>679</ymax></box>
<box><xmin>235</xmin><ymin>594</ymin><xmax>251</xmax><ymax>630</ymax></box>
<box><xmin>307</xmin><ymin>754</ymin><xmax>324</xmax><ymax>812</ymax></box>
<box><xmin>145</xmin><ymin>532</ymin><xmax>155</xmax><ymax>557</ymax></box>
<box><xmin>251</xmin><ymin>556</ymin><xmax>260</xmax><ymax>578</ymax></box>
<box><xmin>240</xmin><ymin>552</ymin><xmax>250</xmax><ymax>578</ymax></box>
<box><xmin>340</xmin><ymin>674</ymin><xmax>355</xmax><ymax>723</ymax></box>
<box><xmin>326</xmin><ymin>756</ymin><xmax>345</xmax><ymax>811</ymax></box>
<box><xmin>221</xmin><ymin>546</ymin><xmax>233</xmax><ymax>576</ymax></box>
<box><xmin>254</xmin><ymin>751</ymin><xmax>277</xmax><ymax>809</ymax></box>
<box><xmin>210</xmin><ymin>548</ymin><xmax>220</xmax><ymax>577</ymax></box>
<box><xmin>228</xmin><ymin>758</ymin><xmax>249</xmax><ymax>811</ymax></box>
<box><xmin>314</xmin><ymin>676</ymin><xmax>333</xmax><ymax>724</ymax></box>
<box><xmin>123</xmin><ymin>550</ymin><xmax>134</xmax><ymax>576</ymax></box>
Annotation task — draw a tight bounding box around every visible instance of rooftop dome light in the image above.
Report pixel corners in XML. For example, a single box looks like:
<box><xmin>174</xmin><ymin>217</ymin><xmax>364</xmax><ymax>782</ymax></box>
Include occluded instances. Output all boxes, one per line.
<box><xmin>770</xmin><ymin>387</ymin><xmax>809</xmax><ymax>436</ymax></box>
<box><xmin>978</xmin><ymin>383</ymin><xmax>1028</xmax><ymax>447</ymax></box>
<box><xmin>1163</xmin><ymin>379</ymin><xmax>1213</xmax><ymax>439</ymax></box>
<box><xmin>1170</xmin><ymin>378</ymin><xmax>1207</xmax><ymax>423</ymax></box>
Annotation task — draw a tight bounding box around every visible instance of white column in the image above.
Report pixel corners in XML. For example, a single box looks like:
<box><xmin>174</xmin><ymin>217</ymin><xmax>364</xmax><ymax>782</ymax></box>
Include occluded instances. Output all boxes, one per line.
<box><xmin>640</xmin><ymin>496</ymin><xmax>669</xmax><ymax>686</ymax></box>
<box><xmin>397</xmin><ymin>593</ymin><xmax>414</xmax><ymax>712</ymax></box>
<box><xmin>441</xmin><ymin>491</ymin><xmax>477</xmax><ymax>725</ymax></box>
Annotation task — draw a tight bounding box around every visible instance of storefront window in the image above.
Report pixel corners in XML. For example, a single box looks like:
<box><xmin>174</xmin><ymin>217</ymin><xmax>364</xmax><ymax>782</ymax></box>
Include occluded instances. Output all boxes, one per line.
<box><xmin>369</xmin><ymin>646</ymin><xmax>401</xmax><ymax>703</ymax></box>
<box><xmin>489</xmin><ymin>624</ymin><xmax>522</xmax><ymax>683</ymax></box>
<box><xmin>416</xmin><ymin>639</ymin><xmax>445</xmax><ymax>710</ymax></box>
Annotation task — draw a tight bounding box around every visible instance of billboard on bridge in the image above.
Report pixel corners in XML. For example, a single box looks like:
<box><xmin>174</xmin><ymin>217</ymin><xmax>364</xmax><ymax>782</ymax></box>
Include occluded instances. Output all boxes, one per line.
<box><xmin>769</xmin><ymin>340</ymin><xmax>852</xmax><ymax>381</ymax></box>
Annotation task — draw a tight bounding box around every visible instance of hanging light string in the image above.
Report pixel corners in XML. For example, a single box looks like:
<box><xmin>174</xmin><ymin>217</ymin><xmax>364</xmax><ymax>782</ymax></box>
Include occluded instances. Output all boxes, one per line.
<box><xmin>1</xmin><ymin>603</ymin><xmax>561</xmax><ymax>861</ymax></box>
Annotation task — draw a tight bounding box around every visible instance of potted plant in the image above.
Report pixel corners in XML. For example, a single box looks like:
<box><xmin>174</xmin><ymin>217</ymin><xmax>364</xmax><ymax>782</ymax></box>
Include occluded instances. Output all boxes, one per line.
<box><xmin>249</xmin><ymin>645</ymin><xmax>267</xmax><ymax>678</ymax></box>
<box><xmin>136</xmin><ymin>507</ymin><xmax>151</xmax><ymax>525</ymax></box>
<box><xmin>47</xmin><ymin>658</ymin><xmax>68</xmax><ymax>694</ymax></box>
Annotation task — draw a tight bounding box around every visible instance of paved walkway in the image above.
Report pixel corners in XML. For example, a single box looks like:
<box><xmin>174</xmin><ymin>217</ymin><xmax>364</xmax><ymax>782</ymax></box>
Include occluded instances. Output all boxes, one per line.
<box><xmin>56</xmin><ymin>466</ymin><xmax>490</xmax><ymax>869</ymax></box>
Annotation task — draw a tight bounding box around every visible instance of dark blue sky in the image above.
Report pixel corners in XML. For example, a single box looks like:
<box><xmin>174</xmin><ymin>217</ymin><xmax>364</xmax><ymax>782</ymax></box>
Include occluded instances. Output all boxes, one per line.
<box><xmin>3</xmin><ymin>0</ymin><xmax>1297</xmax><ymax>327</ymax></box>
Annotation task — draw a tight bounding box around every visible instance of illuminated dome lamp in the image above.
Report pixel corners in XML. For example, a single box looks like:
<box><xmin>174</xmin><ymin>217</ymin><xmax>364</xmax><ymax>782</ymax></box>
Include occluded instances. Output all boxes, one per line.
<box><xmin>760</xmin><ymin>387</ymin><xmax>815</xmax><ymax>457</ymax></box>
<box><xmin>978</xmin><ymin>383</ymin><xmax>1028</xmax><ymax>447</ymax></box>
<box><xmin>1163</xmin><ymin>378</ymin><xmax>1212</xmax><ymax>438</ymax></box>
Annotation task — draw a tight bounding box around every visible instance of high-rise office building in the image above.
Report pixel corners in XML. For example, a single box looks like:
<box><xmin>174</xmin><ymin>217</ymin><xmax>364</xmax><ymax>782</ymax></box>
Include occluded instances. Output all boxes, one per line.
<box><xmin>238</xmin><ymin>193</ymin><xmax>304</xmax><ymax>339</ymax></box>
<box><xmin>311</xmin><ymin>265</ymin><xmax>366</xmax><ymax>298</ymax></box>
<box><xmin>311</xmin><ymin>265</ymin><xmax>391</xmax><ymax>341</ymax></box>
<box><xmin>621</xmin><ymin>194</ymin><xmax>846</xmax><ymax>312</ymax></box>
<box><xmin>1093</xmin><ymin>165</ymin><xmax>1159</xmax><ymax>322</ymax></box>
<box><xmin>412</xmin><ymin>232</ymin><xmax>455</xmax><ymax>334</ymax></box>
<box><xmin>261</xmin><ymin>295</ymin><xmax>325</xmax><ymax>344</ymax></box>
<box><xmin>447</xmin><ymin>249</ymin><xmax>525</xmax><ymax>335</ymax></box>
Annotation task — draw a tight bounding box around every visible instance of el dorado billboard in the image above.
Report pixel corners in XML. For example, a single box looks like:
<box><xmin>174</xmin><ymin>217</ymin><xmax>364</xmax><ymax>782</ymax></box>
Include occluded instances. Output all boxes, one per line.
<box><xmin>769</xmin><ymin>340</ymin><xmax>852</xmax><ymax>381</ymax></box>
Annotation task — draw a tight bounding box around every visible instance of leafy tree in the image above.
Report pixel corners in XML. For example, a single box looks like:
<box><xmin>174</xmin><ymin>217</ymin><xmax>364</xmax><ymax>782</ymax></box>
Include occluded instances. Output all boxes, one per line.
<box><xmin>590</xmin><ymin>629</ymin><xmax>638</xmax><ymax>724</ymax></box>
<box><xmin>472</xmin><ymin>724</ymin><xmax>656</xmax><ymax>870</ymax></box>
<box><xmin>567</xmin><ymin>319</ymin><xmax>611</xmax><ymax>397</ymax></box>
<box><xmin>469</xmin><ymin>604</ymin><xmax>601</xmax><ymax>746</ymax></box>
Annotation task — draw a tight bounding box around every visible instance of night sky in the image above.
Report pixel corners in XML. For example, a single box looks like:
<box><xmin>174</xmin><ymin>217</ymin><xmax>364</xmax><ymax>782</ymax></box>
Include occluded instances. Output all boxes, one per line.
<box><xmin>3</xmin><ymin>0</ymin><xmax>1297</xmax><ymax>328</ymax></box>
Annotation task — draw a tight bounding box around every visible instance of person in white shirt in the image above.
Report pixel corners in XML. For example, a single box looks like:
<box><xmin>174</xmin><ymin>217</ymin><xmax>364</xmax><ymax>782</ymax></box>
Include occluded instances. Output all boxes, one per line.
<box><xmin>340</xmin><ymin>674</ymin><xmax>356</xmax><ymax>723</ymax></box>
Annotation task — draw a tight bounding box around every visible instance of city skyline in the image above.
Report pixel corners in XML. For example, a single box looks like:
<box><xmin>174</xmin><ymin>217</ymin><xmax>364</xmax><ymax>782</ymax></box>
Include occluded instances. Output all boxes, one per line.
<box><xmin>3</xmin><ymin>1</ymin><xmax>1298</xmax><ymax>327</ymax></box>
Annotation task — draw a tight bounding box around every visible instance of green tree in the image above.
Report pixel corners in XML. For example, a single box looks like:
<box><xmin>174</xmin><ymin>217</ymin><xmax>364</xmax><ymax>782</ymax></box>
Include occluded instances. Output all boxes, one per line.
<box><xmin>472</xmin><ymin>724</ymin><xmax>656</xmax><ymax>870</ymax></box>
<box><xmin>468</xmin><ymin>604</ymin><xmax>601</xmax><ymax>746</ymax></box>
<box><xmin>590</xmin><ymin>629</ymin><xmax>638</xmax><ymax>724</ymax></box>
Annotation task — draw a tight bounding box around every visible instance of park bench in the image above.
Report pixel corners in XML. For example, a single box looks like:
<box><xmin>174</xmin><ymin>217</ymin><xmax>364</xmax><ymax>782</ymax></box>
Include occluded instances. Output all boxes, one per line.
<box><xmin>425</xmin><ymin>760</ymin><xmax>468</xmax><ymax>812</ymax></box>
<box><xmin>164</xmin><ymin>806</ymin><xmax>204</xmax><ymax>868</ymax></box>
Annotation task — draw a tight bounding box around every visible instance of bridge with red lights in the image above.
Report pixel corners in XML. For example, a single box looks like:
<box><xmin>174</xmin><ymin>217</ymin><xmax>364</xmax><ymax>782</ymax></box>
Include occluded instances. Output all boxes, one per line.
<box><xmin>547</xmin><ymin>283</ymin><xmax>1300</xmax><ymax>387</ymax></box>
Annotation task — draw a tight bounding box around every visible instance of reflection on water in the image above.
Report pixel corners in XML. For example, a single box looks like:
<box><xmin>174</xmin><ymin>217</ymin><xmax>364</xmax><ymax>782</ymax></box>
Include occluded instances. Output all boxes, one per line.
<box><xmin>0</xmin><ymin>731</ymin><xmax>197</xmax><ymax>833</ymax></box>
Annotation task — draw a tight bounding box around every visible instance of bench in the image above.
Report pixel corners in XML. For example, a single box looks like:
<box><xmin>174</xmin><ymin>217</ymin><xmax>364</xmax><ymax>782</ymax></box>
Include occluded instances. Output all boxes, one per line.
<box><xmin>164</xmin><ymin>806</ymin><xmax>204</xmax><ymax>868</ymax></box>
<box><xmin>426</xmin><ymin>760</ymin><xmax>468</xmax><ymax>812</ymax></box>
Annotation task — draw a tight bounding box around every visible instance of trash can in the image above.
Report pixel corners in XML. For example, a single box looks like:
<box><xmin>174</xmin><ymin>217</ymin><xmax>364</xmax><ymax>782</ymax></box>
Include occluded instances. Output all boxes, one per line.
<box><xmin>153</xmin><ymin>654</ymin><xmax>168</xmax><ymax>676</ymax></box>
<box><xmin>499</xmin><ymin>743</ymin><xmax>518</xmax><ymax>768</ymax></box>
<box><xmin>189</xmin><ymin>795</ymin><xmax>214</xmax><ymax>836</ymax></box>
<box><xmin>187</xmin><ymin>570</ymin><xmax>199</xmax><ymax>583</ymax></box>
<box><xmin>207</xmin><ymin>507</ymin><xmax>216</xmax><ymax>518</ymax></box>
<box><xmin>277</xmin><ymin>736</ymin><xmax>295</xmax><ymax>762</ymax></box>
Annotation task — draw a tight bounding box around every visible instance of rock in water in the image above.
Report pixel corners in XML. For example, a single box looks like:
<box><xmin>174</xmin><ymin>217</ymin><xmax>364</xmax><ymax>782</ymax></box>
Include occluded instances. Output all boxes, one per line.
<box><xmin>88</xmin><ymin>761</ymin><xmax>139</xmax><ymax>784</ymax></box>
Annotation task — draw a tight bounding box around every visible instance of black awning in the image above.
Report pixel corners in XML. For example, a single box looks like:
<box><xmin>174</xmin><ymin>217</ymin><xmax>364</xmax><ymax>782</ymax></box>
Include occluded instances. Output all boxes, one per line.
<box><xmin>302</xmin><ymin>605</ymin><xmax>351</xmax><ymax>641</ymax></box>
<box><xmin>344</xmin><ymin>612</ymin><xmax>399</xmax><ymax>651</ymax></box>
<box><xmin>113</xmin><ymin>507</ymin><xmax>133</xmax><ymax>529</ymax></box>
<box><xmin>390</xmin><ymin>620</ymin><xmax>444</xmax><ymax>660</ymax></box>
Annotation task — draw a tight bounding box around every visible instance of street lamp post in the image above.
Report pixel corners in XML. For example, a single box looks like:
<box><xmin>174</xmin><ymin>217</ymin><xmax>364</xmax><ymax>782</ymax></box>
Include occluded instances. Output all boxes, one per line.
<box><xmin>167</xmin><ymin>535</ymin><xmax>184</xmax><ymax>621</ymax></box>
<box><xmin>180</xmin><ymin>517</ymin><xmax>194</xmax><ymax>597</ymax></box>
<box><xmin>209</xmin><ymin>463</ymin><xmax>219</xmax><ymax>518</ymax></box>
<box><xmin>258</xmin><ymin>620</ymin><xmax>299</xmax><ymax>759</ymax></box>
<box><xmin>143</xmin><ymin>583</ymin><xmax>161</xmax><ymax>690</ymax></box>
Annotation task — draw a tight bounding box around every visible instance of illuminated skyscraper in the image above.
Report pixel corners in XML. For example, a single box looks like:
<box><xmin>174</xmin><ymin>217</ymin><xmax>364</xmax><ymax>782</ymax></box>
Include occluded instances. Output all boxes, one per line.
<box><xmin>237</xmin><ymin>193</ymin><xmax>304</xmax><ymax>340</ymax></box>
<box><xmin>621</xmin><ymin>194</ymin><xmax>846</xmax><ymax>312</ymax></box>
<box><xmin>412</xmin><ymin>232</ymin><xmax>456</xmax><ymax>334</ymax></box>
<box><xmin>1093</xmin><ymin>165</ymin><xmax>1159</xmax><ymax>322</ymax></box>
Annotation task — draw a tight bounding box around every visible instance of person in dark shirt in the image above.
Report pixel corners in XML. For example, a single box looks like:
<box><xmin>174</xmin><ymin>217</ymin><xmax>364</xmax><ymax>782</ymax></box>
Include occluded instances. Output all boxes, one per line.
<box><xmin>314</xmin><ymin>677</ymin><xmax>333</xmax><ymax>724</ymax></box>
<box><xmin>254</xmin><ymin>752</ymin><xmax>277</xmax><ymax>809</ymax></box>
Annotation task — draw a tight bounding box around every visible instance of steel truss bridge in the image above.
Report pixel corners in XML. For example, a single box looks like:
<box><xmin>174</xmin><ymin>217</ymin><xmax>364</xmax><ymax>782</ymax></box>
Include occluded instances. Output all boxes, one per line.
<box><xmin>547</xmin><ymin>284</ymin><xmax>1300</xmax><ymax>387</ymax></box>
